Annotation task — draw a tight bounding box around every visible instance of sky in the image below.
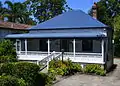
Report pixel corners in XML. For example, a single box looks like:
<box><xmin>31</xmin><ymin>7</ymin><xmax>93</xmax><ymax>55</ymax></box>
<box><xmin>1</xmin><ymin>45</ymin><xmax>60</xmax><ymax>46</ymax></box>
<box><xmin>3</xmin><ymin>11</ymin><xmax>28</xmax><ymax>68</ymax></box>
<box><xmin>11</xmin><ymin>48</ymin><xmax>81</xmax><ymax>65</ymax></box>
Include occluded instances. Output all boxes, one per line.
<box><xmin>1</xmin><ymin>0</ymin><xmax>99</xmax><ymax>13</ymax></box>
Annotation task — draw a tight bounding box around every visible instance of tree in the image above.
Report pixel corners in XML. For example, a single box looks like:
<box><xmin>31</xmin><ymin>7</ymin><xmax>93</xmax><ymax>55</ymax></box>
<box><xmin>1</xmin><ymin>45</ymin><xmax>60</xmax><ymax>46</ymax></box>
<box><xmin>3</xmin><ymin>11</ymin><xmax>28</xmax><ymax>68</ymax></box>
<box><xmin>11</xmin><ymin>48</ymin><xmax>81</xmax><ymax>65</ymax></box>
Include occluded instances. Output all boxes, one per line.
<box><xmin>89</xmin><ymin>0</ymin><xmax>120</xmax><ymax>28</ymax></box>
<box><xmin>25</xmin><ymin>0</ymin><xmax>71</xmax><ymax>23</ymax></box>
<box><xmin>97</xmin><ymin>0</ymin><xmax>120</xmax><ymax>27</ymax></box>
<box><xmin>89</xmin><ymin>0</ymin><xmax>120</xmax><ymax>56</ymax></box>
<box><xmin>3</xmin><ymin>1</ymin><xmax>36</xmax><ymax>25</ymax></box>
<box><xmin>113</xmin><ymin>15</ymin><xmax>120</xmax><ymax>56</ymax></box>
<box><xmin>0</xmin><ymin>1</ymin><xmax>6</xmax><ymax>20</ymax></box>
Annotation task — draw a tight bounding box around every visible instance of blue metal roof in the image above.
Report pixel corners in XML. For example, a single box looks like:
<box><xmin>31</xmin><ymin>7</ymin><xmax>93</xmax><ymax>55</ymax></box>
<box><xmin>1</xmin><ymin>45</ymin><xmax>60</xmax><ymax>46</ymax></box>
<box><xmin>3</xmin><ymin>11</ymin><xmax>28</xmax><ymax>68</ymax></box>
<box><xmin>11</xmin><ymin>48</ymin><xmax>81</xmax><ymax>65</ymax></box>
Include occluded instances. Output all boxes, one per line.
<box><xmin>29</xmin><ymin>10</ymin><xmax>108</xmax><ymax>30</ymax></box>
<box><xmin>6</xmin><ymin>31</ymin><xmax>106</xmax><ymax>39</ymax></box>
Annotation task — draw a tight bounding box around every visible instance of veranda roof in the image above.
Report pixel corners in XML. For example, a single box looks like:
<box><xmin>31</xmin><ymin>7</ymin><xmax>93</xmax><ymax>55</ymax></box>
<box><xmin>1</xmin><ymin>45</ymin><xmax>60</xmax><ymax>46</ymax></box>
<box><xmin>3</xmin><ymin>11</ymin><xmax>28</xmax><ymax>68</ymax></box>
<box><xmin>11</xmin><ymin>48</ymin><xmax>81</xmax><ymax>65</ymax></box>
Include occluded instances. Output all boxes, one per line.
<box><xmin>29</xmin><ymin>10</ymin><xmax>108</xmax><ymax>30</ymax></box>
<box><xmin>6</xmin><ymin>30</ymin><xmax>107</xmax><ymax>39</ymax></box>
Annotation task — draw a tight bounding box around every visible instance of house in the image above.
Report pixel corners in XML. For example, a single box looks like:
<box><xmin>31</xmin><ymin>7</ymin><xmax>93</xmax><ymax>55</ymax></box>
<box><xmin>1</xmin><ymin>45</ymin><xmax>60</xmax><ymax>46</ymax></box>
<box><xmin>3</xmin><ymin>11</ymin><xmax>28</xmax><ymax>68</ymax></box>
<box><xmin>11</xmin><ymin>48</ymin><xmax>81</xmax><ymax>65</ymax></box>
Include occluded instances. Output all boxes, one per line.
<box><xmin>6</xmin><ymin>3</ymin><xmax>113</xmax><ymax>71</ymax></box>
<box><xmin>0</xmin><ymin>21</ymin><xmax>31</xmax><ymax>40</ymax></box>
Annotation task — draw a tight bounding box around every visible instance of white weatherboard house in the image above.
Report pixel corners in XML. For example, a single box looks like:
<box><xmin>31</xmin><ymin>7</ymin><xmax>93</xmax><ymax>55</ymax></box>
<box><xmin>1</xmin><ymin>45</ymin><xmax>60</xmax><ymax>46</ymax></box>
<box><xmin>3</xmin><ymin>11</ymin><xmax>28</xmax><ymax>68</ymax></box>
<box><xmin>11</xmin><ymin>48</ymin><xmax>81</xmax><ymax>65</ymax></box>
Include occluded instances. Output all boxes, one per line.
<box><xmin>6</xmin><ymin>10</ymin><xmax>113</xmax><ymax>71</ymax></box>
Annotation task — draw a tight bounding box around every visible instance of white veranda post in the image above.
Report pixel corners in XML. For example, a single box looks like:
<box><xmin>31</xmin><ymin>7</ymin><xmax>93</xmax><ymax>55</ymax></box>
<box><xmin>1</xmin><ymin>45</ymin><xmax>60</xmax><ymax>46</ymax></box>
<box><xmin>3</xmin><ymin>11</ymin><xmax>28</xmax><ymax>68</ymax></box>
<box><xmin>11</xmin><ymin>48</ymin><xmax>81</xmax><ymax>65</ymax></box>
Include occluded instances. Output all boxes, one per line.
<box><xmin>73</xmin><ymin>39</ymin><xmax>76</xmax><ymax>58</ymax></box>
<box><xmin>48</xmin><ymin>39</ymin><xmax>50</xmax><ymax>55</ymax></box>
<box><xmin>25</xmin><ymin>39</ymin><xmax>27</xmax><ymax>55</ymax></box>
<box><xmin>16</xmin><ymin>39</ymin><xmax>18</xmax><ymax>52</ymax></box>
<box><xmin>16</xmin><ymin>39</ymin><xmax>21</xmax><ymax>53</ymax></box>
<box><xmin>19</xmin><ymin>40</ymin><xmax>21</xmax><ymax>52</ymax></box>
<box><xmin>102</xmin><ymin>39</ymin><xmax>104</xmax><ymax>62</ymax></box>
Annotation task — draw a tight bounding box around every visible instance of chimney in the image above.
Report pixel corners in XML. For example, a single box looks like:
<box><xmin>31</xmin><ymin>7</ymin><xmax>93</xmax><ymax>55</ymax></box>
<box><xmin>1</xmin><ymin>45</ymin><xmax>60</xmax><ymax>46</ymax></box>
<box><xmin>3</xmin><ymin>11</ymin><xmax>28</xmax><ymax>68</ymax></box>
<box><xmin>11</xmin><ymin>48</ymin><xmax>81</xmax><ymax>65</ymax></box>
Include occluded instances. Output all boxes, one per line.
<box><xmin>92</xmin><ymin>2</ymin><xmax>97</xmax><ymax>19</ymax></box>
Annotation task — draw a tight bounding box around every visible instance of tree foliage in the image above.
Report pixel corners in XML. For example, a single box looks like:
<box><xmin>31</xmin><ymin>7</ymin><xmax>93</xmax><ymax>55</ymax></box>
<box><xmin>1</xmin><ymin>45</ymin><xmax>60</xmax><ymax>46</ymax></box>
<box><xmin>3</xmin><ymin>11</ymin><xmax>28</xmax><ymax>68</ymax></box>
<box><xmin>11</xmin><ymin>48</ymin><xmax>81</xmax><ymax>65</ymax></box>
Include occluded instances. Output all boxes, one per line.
<box><xmin>97</xmin><ymin>0</ymin><xmax>120</xmax><ymax>27</ymax></box>
<box><xmin>113</xmin><ymin>15</ymin><xmax>120</xmax><ymax>56</ymax></box>
<box><xmin>3</xmin><ymin>1</ymin><xmax>36</xmax><ymax>25</ymax></box>
<box><xmin>0</xmin><ymin>1</ymin><xmax>7</xmax><ymax>20</ymax></box>
<box><xmin>89</xmin><ymin>0</ymin><xmax>120</xmax><ymax>56</ymax></box>
<box><xmin>0</xmin><ymin>0</ymin><xmax>71</xmax><ymax>24</ymax></box>
<box><xmin>24</xmin><ymin>0</ymin><xmax>71</xmax><ymax>23</ymax></box>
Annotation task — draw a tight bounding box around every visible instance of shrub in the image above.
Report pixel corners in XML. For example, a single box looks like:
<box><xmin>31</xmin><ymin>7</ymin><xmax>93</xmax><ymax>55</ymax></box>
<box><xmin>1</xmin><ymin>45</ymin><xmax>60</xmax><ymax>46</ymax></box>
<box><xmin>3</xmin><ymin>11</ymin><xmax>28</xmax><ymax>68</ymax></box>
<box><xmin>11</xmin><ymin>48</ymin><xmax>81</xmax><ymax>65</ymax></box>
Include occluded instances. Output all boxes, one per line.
<box><xmin>71</xmin><ymin>63</ymin><xmax>82</xmax><ymax>72</ymax></box>
<box><xmin>49</xmin><ymin>60</ymin><xmax>82</xmax><ymax>76</ymax></box>
<box><xmin>0</xmin><ymin>40</ymin><xmax>16</xmax><ymax>58</ymax></box>
<box><xmin>36</xmin><ymin>73</ymin><xmax>53</xmax><ymax>86</ymax></box>
<box><xmin>0</xmin><ymin>75</ymin><xmax>26</xmax><ymax>86</ymax></box>
<box><xmin>49</xmin><ymin>60</ymin><xmax>68</xmax><ymax>76</ymax></box>
<box><xmin>0</xmin><ymin>63</ymin><xmax>14</xmax><ymax>76</ymax></box>
<box><xmin>95</xmin><ymin>69</ymin><xmax>106</xmax><ymax>76</ymax></box>
<box><xmin>48</xmin><ymin>68</ymin><xmax>57</xmax><ymax>80</ymax></box>
<box><xmin>13</xmin><ymin>62</ymin><xmax>40</xmax><ymax>86</ymax></box>
<box><xmin>0</xmin><ymin>56</ymin><xmax>17</xmax><ymax>63</ymax></box>
<box><xmin>0</xmin><ymin>40</ymin><xmax>17</xmax><ymax>63</ymax></box>
<box><xmin>0</xmin><ymin>62</ymin><xmax>40</xmax><ymax>86</ymax></box>
<box><xmin>83</xmin><ymin>64</ymin><xmax>106</xmax><ymax>76</ymax></box>
<box><xmin>49</xmin><ymin>60</ymin><xmax>106</xmax><ymax>76</ymax></box>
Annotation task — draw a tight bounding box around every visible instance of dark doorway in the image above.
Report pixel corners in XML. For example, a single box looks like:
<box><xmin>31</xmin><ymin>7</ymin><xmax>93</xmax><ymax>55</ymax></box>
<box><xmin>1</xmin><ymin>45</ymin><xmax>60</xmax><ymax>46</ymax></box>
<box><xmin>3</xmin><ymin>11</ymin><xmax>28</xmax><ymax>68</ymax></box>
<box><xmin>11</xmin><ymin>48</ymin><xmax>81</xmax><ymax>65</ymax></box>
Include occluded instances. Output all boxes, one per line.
<box><xmin>82</xmin><ymin>40</ymin><xmax>93</xmax><ymax>52</ymax></box>
<box><xmin>39</xmin><ymin>39</ymin><xmax>48</xmax><ymax>51</ymax></box>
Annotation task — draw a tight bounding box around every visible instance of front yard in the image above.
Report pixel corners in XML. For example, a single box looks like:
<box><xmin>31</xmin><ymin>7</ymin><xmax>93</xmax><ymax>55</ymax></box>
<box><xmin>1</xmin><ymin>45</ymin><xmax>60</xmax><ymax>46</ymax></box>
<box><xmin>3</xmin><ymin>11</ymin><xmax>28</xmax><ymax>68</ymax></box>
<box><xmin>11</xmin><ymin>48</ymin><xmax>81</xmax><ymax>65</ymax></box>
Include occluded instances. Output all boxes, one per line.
<box><xmin>53</xmin><ymin>58</ymin><xmax>120</xmax><ymax>86</ymax></box>
<box><xmin>0</xmin><ymin>40</ymin><xmax>118</xmax><ymax>86</ymax></box>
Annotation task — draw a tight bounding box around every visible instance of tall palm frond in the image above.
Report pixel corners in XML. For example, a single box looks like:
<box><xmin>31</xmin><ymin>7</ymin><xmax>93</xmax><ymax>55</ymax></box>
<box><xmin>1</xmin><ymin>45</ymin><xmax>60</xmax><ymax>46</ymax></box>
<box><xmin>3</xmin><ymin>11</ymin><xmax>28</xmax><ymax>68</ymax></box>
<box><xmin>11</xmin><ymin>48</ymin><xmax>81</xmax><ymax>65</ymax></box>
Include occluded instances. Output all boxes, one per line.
<box><xmin>4</xmin><ymin>1</ymin><xmax>34</xmax><ymax>24</ymax></box>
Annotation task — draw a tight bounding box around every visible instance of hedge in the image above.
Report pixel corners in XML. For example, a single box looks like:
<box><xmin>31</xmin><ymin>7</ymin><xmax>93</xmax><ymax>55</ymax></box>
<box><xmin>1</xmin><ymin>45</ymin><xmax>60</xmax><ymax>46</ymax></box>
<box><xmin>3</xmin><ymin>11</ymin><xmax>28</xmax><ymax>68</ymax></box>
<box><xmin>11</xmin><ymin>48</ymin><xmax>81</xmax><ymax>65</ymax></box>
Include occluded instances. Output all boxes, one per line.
<box><xmin>0</xmin><ymin>40</ymin><xmax>16</xmax><ymax>58</ymax></box>
<box><xmin>0</xmin><ymin>75</ymin><xmax>26</xmax><ymax>86</ymax></box>
<box><xmin>36</xmin><ymin>73</ymin><xmax>53</xmax><ymax>86</ymax></box>
<box><xmin>83</xmin><ymin>64</ymin><xmax>106</xmax><ymax>76</ymax></box>
<box><xmin>49</xmin><ymin>60</ymin><xmax>82</xmax><ymax>76</ymax></box>
<box><xmin>0</xmin><ymin>62</ymin><xmax>40</xmax><ymax>86</ymax></box>
<box><xmin>0</xmin><ymin>40</ymin><xmax>17</xmax><ymax>63</ymax></box>
<box><xmin>49</xmin><ymin>60</ymin><xmax>106</xmax><ymax>76</ymax></box>
<box><xmin>0</xmin><ymin>56</ymin><xmax>17</xmax><ymax>63</ymax></box>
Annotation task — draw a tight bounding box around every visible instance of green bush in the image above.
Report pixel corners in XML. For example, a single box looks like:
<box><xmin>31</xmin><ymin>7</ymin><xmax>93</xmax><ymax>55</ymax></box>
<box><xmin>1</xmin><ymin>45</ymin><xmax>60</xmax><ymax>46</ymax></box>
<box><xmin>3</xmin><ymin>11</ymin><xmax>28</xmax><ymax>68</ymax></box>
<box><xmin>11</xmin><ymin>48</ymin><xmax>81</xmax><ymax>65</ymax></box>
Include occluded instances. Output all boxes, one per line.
<box><xmin>49</xmin><ymin>60</ymin><xmax>68</xmax><ymax>76</ymax></box>
<box><xmin>14</xmin><ymin>62</ymin><xmax>40</xmax><ymax>86</ymax></box>
<box><xmin>0</xmin><ymin>75</ymin><xmax>26</xmax><ymax>86</ymax></box>
<box><xmin>95</xmin><ymin>69</ymin><xmax>106</xmax><ymax>76</ymax></box>
<box><xmin>49</xmin><ymin>60</ymin><xmax>82</xmax><ymax>76</ymax></box>
<box><xmin>48</xmin><ymin>68</ymin><xmax>57</xmax><ymax>81</ymax></box>
<box><xmin>36</xmin><ymin>73</ymin><xmax>53</xmax><ymax>86</ymax></box>
<box><xmin>0</xmin><ymin>40</ymin><xmax>16</xmax><ymax>57</ymax></box>
<box><xmin>0</xmin><ymin>40</ymin><xmax>17</xmax><ymax>63</ymax></box>
<box><xmin>0</xmin><ymin>63</ymin><xmax>14</xmax><ymax>76</ymax></box>
<box><xmin>71</xmin><ymin>63</ymin><xmax>82</xmax><ymax>72</ymax></box>
<box><xmin>0</xmin><ymin>56</ymin><xmax>17</xmax><ymax>63</ymax></box>
<box><xmin>83</xmin><ymin>64</ymin><xmax>106</xmax><ymax>76</ymax></box>
<box><xmin>0</xmin><ymin>62</ymin><xmax>40</xmax><ymax>86</ymax></box>
<box><xmin>49</xmin><ymin>60</ymin><xmax>106</xmax><ymax>76</ymax></box>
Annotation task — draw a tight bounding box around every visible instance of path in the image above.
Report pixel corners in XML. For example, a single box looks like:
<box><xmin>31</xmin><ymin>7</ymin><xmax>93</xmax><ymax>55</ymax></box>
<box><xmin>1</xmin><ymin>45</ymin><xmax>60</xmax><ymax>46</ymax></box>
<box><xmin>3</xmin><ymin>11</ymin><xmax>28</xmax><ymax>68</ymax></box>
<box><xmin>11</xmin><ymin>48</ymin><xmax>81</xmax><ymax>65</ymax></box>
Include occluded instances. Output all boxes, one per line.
<box><xmin>54</xmin><ymin>58</ymin><xmax>120</xmax><ymax>86</ymax></box>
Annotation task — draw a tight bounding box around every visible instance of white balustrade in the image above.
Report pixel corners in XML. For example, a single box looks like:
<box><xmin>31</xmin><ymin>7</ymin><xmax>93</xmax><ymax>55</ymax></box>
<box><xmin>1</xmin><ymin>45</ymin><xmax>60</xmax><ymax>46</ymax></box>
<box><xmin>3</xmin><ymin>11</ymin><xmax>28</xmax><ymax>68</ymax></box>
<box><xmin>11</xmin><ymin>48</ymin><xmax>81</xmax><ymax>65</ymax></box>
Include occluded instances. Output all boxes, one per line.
<box><xmin>17</xmin><ymin>51</ymin><xmax>104</xmax><ymax>64</ymax></box>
